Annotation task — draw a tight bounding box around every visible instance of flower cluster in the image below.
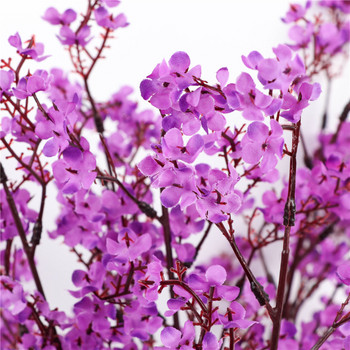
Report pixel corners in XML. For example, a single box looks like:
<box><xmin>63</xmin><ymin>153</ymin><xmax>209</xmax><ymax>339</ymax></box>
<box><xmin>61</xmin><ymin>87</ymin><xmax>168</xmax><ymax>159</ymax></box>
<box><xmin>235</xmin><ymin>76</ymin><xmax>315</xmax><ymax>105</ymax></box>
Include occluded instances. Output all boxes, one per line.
<box><xmin>1</xmin><ymin>1</ymin><xmax>350</xmax><ymax>349</ymax></box>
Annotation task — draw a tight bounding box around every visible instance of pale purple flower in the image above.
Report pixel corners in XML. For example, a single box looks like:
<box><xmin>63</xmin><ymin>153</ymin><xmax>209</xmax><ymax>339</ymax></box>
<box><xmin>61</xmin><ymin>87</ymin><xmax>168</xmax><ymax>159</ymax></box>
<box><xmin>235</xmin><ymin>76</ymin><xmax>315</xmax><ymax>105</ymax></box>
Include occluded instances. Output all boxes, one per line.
<box><xmin>94</xmin><ymin>7</ymin><xmax>128</xmax><ymax>29</ymax></box>
<box><xmin>161</xmin><ymin>326</ymin><xmax>182</xmax><ymax>348</ymax></box>
<box><xmin>0</xmin><ymin>70</ymin><xmax>15</xmax><ymax>100</ymax></box>
<box><xmin>43</xmin><ymin>7</ymin><xmax>77</xmax><ymax>25</ymax></box>
<box><xmin>242</xmin><ymin>119</ymin><xmax>284</xmax><ymax>172</ymax></box>
<box><xmin>218</xmin><ymin>302</ymin><xmax>257</xmax><ymax>329</ymax></box>
<box><xmin>106</xmin><ymin>228</ymin><xmax>152</xmax><ymax>264</ymax></box>
<box><xmin>162</xmin><ymin>127</ymin><xmax>204</xmax><ymax>163</ymax></box>
<box><xmin>203</xmin><ymin>332</ymin><xmax>221</xmax><ymax>350</ymax></box>
<box><xmin>337</xmin><ymin>261</ymin><xmax>350</xmax><ymax>285</ymax></box>
<box><xmin>216</xmin><ymin>67</ymin><xmax>229</xmax><ymax>86</ymax></box>
<box><xmin>52</xmin><ymin>143</ymin><xmax>96</xmax><ymax>194</ymax></box>
<box><xmin>8</xmin><ymin>33</ymin><xmax>48</xmax><ymax>61</ymax></box>
<box><xmin>282</xmin><ymin>2</ymin><xmax>311</xmax><ymax>23</ymax></box>
<box><xmin>12</xmin><ymin>70</ymin><xmax>51</xmax><ymax>99</ymax></box>
<box><xmin>58</xmin><ymin>25</ymin><xmax>92</xmax><ymax>46</ymax></box>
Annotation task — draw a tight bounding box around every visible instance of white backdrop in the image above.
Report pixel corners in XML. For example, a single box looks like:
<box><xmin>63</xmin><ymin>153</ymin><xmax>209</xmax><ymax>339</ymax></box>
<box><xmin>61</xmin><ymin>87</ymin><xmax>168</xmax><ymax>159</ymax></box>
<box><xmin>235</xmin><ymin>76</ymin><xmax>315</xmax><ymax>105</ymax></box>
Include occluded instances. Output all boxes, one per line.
<box><xmin>1</xmin><ymin>0</ymin><xmax>349</xmax><ymax>316</ymax></box>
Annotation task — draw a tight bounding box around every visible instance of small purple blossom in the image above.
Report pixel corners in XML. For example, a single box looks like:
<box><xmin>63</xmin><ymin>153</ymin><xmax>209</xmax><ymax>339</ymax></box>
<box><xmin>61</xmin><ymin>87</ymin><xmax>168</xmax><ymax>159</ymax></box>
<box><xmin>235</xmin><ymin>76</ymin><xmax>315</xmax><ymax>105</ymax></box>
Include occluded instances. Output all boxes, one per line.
<box><xmin>58</xmin><ymin>25</ymin><xmax>92</xmax><ymax>46</ymax></box>
<box><xmin>8</xmin><ymin>33</ymin><xmax>48</xmax><ymax>61</ymax></box>
<box><xmin>241</xmin><ymin>119</ymin><xmax>284</xmax><ymax>172</ymax></box>
<box><xmin>42</xmin><ymin>7</ymin><xmax>77</xmax><ymax>25</ymax></box>
<box><xmin>337</xmin><ymin>262</ymin><xmax>350</xmax><ymax>285</ymax></box>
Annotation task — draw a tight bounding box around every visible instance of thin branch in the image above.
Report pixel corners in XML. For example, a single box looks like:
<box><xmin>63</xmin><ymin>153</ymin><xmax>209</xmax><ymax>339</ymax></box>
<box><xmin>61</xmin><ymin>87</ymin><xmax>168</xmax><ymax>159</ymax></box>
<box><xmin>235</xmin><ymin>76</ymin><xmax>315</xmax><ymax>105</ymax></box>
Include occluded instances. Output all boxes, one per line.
<box><xmin>216</xmin><ymin>222</ymin><xmax>273</xmax><ymax>316</ymax></box>
<box><xmin>1</xmin><ymin>163</ymin><xmax>45</xmax><ymax>298</ymax></box>
<box><xmin>270</xmin><ymin>120</ymin><xmax>301</xmax><ymax>350</ymax></box>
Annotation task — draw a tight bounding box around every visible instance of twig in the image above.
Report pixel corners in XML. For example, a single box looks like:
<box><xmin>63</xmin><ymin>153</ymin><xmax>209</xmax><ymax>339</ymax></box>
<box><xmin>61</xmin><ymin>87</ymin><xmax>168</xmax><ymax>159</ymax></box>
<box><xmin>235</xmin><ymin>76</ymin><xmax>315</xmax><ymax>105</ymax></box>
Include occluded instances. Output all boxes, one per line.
<box><xmin>1</xmin><ymin>163</ymin><xmax>45</xmax><ymax>298</ymax></box>
<box><xmin>270</xmin><ymin>120</ymin><xmax>301</xmax><ymax>350</ymax></box>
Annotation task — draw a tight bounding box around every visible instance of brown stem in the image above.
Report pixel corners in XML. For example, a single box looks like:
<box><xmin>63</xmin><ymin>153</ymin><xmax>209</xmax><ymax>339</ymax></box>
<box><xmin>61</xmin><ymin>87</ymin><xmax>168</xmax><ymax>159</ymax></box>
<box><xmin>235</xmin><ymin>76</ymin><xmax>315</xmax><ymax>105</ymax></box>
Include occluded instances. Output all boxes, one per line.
<box><xmin>270</xmin><ymin>120</ymin><xmax>301</xmax><ymax>350</ymax></box>
<box><xmin>159</xmin><ymin>202</ymin><xmax>180</xmax><ymax>330</ymax></box>
<box><xmin>227</xmin><ymin>309</ymin><xmax>235</xmax><ymax>350</ymax></box>
<box><xmin>86</xmin><ymin>27</ymin><xmax>111</xmax><ymax>79</ymax></box>
<box><xmin>31</xmin><ymin>183</ymin><xmax>46</xmax><ymax>248</ymax></box>
<box><xmin>282</xmin><ymin>233</ymin><xmax>305</xmax><ymax>319</ymax></box>
<box><xmin>4</xmin><ymin>239</ymin><xmax>13</xmax><ymax>275</ymax></box>
<box><xmin>311</xmin><ymin>293</ymin><xmax>350</xmax><ymax>350</ymax></box>
<box><xmin>216</xmin><ymin>222</ymin><xmax>273</xmax><ymax>316</ymax></box>
<box><xmin>160</xmin><ymin>280</ymin><xmax>208</xmax><ymax>314</ymax></box>
<box><xmin>1</xmin><ymin>163</ymin><xmax>45</xmax><ymax>298</ymax></box>
<box><xmin>96</xmin><ymin>174</ymin><xmax>158</xmax><ymax>219</ymax></box>
<box><xmin>15</xmin><ymin>37</ymin><xmax>34</xmax><ymax>83</ymax></box>
<box><xmin>1</xmin><ymin>138</ymin><xmax>44</xmax><ymax>185</ymax></box>
<box><xmin>330</xmin><ymin>100</ymin><xmax>350</xmax><ymax>144</ymax></box>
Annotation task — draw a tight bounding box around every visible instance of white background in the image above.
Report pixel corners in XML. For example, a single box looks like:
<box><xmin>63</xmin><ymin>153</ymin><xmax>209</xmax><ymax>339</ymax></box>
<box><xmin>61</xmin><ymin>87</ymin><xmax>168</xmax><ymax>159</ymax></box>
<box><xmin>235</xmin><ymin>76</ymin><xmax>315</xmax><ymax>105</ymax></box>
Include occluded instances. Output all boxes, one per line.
<box><xmin>1</xmin><ymin>0</ymin><xmax>349</xmax><ymax>320</ymax></box>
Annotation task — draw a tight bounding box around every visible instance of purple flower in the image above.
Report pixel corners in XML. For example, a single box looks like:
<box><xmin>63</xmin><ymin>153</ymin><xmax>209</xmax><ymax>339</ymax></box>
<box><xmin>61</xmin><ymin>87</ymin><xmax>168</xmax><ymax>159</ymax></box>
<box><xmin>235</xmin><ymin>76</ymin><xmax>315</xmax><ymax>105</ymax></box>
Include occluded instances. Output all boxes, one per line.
<box><xmin>102</xmin><ymin>0</ymin><xmax>121</xmax><ymax>7</ymax></box>
<box><xmin>58</xmin><ymin>26</ymin><xmax>92</xmax><ymax>46</ymax></box>
<box><xmin>0</xmin><ymin>70</ymin><xmax>15</xmax><ymax>101</ymax></box>
<box><xmin>188</xmin><ymin>265</ymin><xmax>240</xmax><ymax>301</ymax></box>
<box><xmin>12</xmin><ymin>70</ymin><xmax>51</xmax><ymax>99</ymax></box>
<box><xmin>216</xmin><ymin>67</ymin><xmax>229</xmax><ymax>86</ymax></box>
<box><xmin>282</xmin><ymin>3</ymin><xmax>311</xmax><ymax>23</ymax></box>
<box><xmin>337</xmin><ymin>261</ymin><xmax>350</xmax><ymax>285</ymax></box>
<box><xmin>106</xmin><ymin>228</ymin><xmax>152</xmax><ymax>264</ymax></box>
<box><xmin>317</xmin><ymin>22</ymin><xmax>349</xmax><ymax>54</ymax></box>
<box><xmin>0</xmin><ymin>276</ymin><xmax>28</xmax><ymax>318</ymax></box>
<box><xmin>162</xmin><ymin>127</ymin><xmax>204</xmax><ymax>163</ymax></box>
<box><xmin>169</xmin><ymin>51</ymin><xmax>191</xmax><ymax>73</ymax></box>
<box><xmin>218</xmin><ymin>302</ymin><xmax>257</xmax><ymax>329</ymax></box>
<box><xmin>320</xmin><ymin>0</ymin><xmax>350</xmax><ymax>13</ymax></box>
<box><xmin>160</xmin><ymin>321</ymin><xmax>196</xmax><ymax>349</ymax></box>
<box><xmin>280</xmin><ymin>81</ymin><xmax>321</xmax><ymax>122</ymax></box>
<box><xmin>8</xmin><ymin>33</ymin><xmax>48</xmax><ymax>61</ymax></box>
<box><xmin>288</xmin><ymin>22</ymin><xmax>314</xmax><ymax>49</ymax></box>
<box><xmin>242</xmin><ymin>119</ymin><xmax>284</xmax><ymax>172</ymax></box>
<box><xmin>52</xmin><ymin>143</ymin><xmax>96</xmax><ymax>194</ymax></box>
<box><xmin>140</xmin><ymin>51</ymin><xmax>196</xmax><ymax>111</ymax></box>
<box><xmin>94</xmin><ymin>7</ymin><xmax>128</xmax><ymax>29</ymax></box>
<box><xmin>203</xmin><ymin>332</ymin><xmax>221</xmax><ymax>350</ymax></box>
<box><xmin>235</xmin><ymin>72</ymin><xmax>279</xmax><ymax>121</ymax></box>
<box><xmin>170</xmin><ymin>204</ymin><xmax>205</xmax><ymax>239</ymax></box>
<box><xmin>161</xmin><ymin>326</ymin><xmax>182</xmax><ymax>348</ymax></box>
<box><xmin>42</xmin><ymin>7</ymin><xmax>77</xmax><ymax>25</ymax></box>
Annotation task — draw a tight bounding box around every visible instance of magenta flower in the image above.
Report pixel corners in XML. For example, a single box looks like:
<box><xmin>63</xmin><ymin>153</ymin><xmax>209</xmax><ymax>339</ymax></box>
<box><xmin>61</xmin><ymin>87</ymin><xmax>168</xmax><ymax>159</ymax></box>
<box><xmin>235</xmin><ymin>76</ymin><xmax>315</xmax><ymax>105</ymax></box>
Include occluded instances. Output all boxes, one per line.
<box><xmin>58</xmin><ymin>25</ymin><xmax>92</xmax><ymax>46</ymax></box>
<box><xmin>188</xmin><ymin>265</ymin><xmax>241</xmax><ymax>301</ymax></box>
<box><xmin>0</xmin><ymin>70</ymin><xmax>15</xmax><ymax>101</ymax></box>
<box><xmin>242</xmin><ymin>119</ymin><xmax>284</xmax><ymax>172</ymax></box>
<box><xmin>140</xmin><ymin>51</ymin><xmax>196</xmax><ymax>110</ymax></box>
<box><xmin>235</xmin><ymin>72</ymin><xmax>280</xmax><ymax>121</ymax></box>
<box><xmin>0</xmin><ymin>276</ymin><xmax>29</xmax><ymax>319</ymax></box>
<box><xmin>52</xmin><ymin>143</ymin><xmax>96</xmax><ymax>194</ymax></box>
<box><xmin>12</xmin><ymin>70</ymin><xmax>51</xmax><ymax>99</ymax></box>
<box><xmin>317</xmin><ymin>22</ymin><xmax>349</xmax><ymax>54</ymax></box>
<box><xmin>218</xmin><ymin>301</ymin><xmax>257</xmax><ymax>329</ymax></box>
<box><xmin>94</xmin><ymin>7</ymin><xmax>128</xmax><ymax>29</ymax></box>
<box><xmin>102</xmin><ymin>0</ymin><xmax>121</xmax><ymax>7</ymax></box>
<box><xmin>162</xmin><ymin>127</ymin><xmax>204</xmax><ymax>163</ymax></box>
<box><xmin>320</xmin><ymin>0</ymin><xmax>350</xmax><ymax>13</ymax></box>
<box><xmin>8</xmin><ymin>33</ymin><xmax>48</xmax><ymax>61</ymax></box>
<box><xmin>42</xmin><ymin>7</ymin><xmax>77</xmax><ymax>25</ymax></box>
<box><xmin>161</xmin><ymin>326</ymin><xmax>182</xmax><ymax>348</ymax></box>
<box><xmin>282</xmin><ymin>2</ymin><xmax>311</xmax><ymax>23</ymax></box>
<box><xmin>337</xmin><ymin>262</ymin><xmax>350</xmax><ymax>285</ymax></box>
<box><xmin>160</xmin><ymin>321</ymin><xmax>196</xmax><ymax>349</ymax></box>
<box><xmin>280</xmin><ymin>81</ymin><xmax>321</xmax><ymax>122</ymax></box>
<box><xmin>106</xmin><ymin>228</ymin><xmax>152</xmax><ymax>264</ymax></box>
<box><xmin>203</xmin><ymin>332</ymin><xmax>221</xmax><ymax>350</ymax></box>
<box><xmin>288</xmin><ymin>22</ymin><xmax>314</xmax><ymax>49</ymax></box>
